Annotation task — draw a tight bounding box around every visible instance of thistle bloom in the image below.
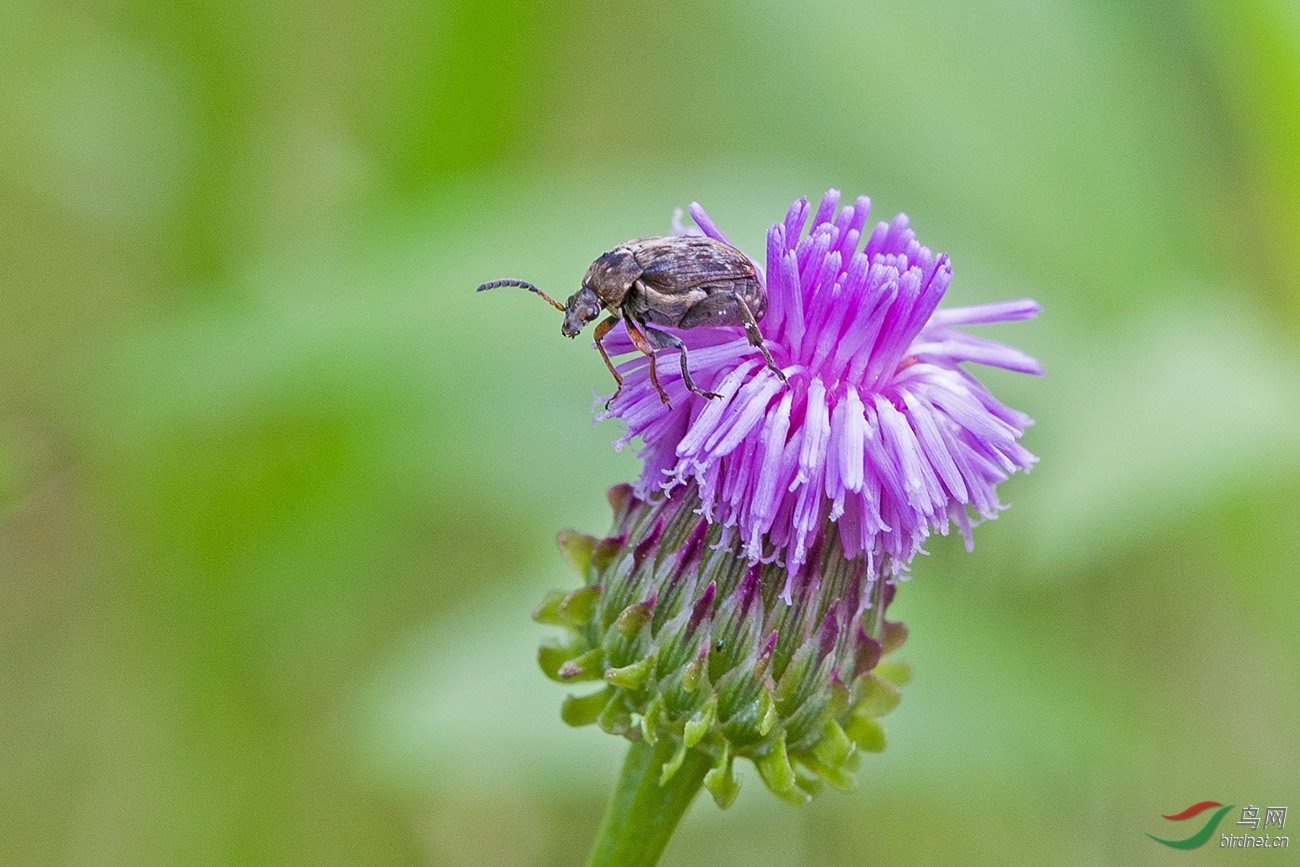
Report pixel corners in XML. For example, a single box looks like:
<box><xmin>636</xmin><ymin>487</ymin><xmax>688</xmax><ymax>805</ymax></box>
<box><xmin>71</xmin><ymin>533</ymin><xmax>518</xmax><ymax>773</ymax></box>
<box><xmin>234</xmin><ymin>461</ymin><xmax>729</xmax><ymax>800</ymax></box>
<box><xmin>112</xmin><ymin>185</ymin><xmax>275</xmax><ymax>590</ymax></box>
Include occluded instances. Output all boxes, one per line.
<box><xmin>599</xmin><ymin>190</ymin><xmax>1042</xmax><ymax>584</ymax></box>
<box><xmin>535</xmin><ymin>191</ymin><xmax>1041</xmax><ymax>833</ymax></box>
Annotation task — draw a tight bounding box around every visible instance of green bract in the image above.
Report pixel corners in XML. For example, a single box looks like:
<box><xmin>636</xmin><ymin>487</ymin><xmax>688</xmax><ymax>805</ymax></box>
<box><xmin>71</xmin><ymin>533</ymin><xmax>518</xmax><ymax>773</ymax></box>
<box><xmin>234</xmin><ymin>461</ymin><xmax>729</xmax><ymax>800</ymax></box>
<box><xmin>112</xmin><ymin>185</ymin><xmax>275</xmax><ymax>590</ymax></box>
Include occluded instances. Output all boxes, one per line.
<box><xmin>535</xmin><ymin>483</ymin><xmax>908</xmax><ymax>808</ymax></box>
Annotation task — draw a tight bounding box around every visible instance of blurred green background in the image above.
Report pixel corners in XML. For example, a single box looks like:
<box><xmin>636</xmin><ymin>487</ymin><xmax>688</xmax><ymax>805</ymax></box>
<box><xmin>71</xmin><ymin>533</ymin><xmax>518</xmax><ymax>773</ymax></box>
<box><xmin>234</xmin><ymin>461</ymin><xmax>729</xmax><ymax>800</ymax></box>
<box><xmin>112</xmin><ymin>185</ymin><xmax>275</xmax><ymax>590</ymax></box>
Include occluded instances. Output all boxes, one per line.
<box><xmin>3</xmin><ymin>0</ymin><xmax>1298</xmax><ymax>864</ymax></box>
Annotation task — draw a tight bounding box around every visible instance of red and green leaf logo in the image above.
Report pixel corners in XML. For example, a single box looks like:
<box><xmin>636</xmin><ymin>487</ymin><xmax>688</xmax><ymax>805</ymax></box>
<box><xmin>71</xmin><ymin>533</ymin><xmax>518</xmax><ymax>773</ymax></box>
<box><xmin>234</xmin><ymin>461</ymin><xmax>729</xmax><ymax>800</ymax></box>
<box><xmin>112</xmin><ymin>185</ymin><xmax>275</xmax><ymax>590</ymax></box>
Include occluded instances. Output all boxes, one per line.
<box><xmin>1148</xmin><ymin>801</ymin><xmax>1235</xmax><ymax>849</ymax></box>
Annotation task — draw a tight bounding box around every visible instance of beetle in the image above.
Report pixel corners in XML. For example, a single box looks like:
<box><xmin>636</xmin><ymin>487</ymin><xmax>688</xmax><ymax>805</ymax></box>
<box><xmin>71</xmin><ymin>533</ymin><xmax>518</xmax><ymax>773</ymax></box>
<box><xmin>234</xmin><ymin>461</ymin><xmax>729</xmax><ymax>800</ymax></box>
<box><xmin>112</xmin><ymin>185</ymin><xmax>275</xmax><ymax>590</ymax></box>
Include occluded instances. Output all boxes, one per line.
<box><xmin>477</xmin><ymin>235</ymin><xmax>787</xmax><ymax>407</ymax></box>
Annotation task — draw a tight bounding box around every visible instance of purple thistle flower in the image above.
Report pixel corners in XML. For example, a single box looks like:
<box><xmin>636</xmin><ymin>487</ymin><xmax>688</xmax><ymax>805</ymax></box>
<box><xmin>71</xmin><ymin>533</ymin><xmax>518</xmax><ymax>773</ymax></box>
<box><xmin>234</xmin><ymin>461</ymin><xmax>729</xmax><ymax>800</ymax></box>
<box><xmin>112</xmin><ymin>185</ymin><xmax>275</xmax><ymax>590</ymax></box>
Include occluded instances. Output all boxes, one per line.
<box><xmin>598</xmin><ymin>190</ymin><xmax>1042</xmax><ymax>587</ymax></box>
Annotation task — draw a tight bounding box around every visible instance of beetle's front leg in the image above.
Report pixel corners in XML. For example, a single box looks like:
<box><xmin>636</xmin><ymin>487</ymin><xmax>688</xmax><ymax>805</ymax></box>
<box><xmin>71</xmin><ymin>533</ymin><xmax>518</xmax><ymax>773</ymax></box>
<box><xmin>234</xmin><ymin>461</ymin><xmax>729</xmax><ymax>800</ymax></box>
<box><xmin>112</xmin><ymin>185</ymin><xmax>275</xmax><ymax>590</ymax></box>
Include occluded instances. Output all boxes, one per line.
<box><xmin>727</xmin><ymin>292</ymin><xmax>788</xmax><ymax>384</ymax></box>
<box><xmin>593</xmin><ymin>315</ymin><xmax>625</xmax><ymax>408</ymax></box>
<box><xmin>643</xmin><ymin>324</ymin><xmax>720</xmax><ymax>401</ymax></box>
<box><xmin>623</xmin><ymin>317</ymin><xmax>672</xmax><ymax>407</ymax></box>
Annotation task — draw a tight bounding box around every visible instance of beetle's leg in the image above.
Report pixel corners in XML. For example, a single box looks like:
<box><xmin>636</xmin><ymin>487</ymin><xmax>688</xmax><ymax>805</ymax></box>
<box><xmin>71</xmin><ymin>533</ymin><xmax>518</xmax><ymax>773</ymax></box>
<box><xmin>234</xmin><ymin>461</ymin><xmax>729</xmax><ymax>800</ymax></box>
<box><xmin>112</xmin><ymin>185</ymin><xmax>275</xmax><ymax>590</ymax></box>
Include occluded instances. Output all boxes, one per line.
<box><xmin>593</xmin><ymin>315</ymin><xmax>625</xmax><ymax>407</ymax></box>
<box><xmin>727</xmin><ymin>293</ymin><xmax>788</xmax><ymax>384</ymax></box>
<box><xmin>623</xmin><ymin>317</ymin><xmax>672</xmax><ymax>406</ymax></box>
<box><xmin>643</xmin><ymin>325</ymin><xmax>720</xmax><ymax>401</ymax></box>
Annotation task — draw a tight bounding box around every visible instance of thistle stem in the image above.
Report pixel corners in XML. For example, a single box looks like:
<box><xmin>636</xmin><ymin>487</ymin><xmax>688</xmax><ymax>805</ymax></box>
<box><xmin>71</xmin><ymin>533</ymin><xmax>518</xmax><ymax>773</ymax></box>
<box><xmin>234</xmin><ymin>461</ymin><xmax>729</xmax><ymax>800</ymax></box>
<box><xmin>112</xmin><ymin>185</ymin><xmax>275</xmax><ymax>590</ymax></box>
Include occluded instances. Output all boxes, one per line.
<box><xmin>584</xmin><ymin>739</ymin><xmax>711</xmax><ymax>867</ymax></box>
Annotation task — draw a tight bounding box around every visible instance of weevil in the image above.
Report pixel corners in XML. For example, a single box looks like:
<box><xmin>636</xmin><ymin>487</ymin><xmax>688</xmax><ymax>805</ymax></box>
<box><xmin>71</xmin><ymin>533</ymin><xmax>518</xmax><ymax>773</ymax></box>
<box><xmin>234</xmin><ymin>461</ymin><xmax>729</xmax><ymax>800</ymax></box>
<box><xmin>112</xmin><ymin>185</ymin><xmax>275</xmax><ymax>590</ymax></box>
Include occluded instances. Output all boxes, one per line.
<box><xmin>477</xmin><ymin>235</ymin><xmax>788</xmax><ymax>407</ymax></box>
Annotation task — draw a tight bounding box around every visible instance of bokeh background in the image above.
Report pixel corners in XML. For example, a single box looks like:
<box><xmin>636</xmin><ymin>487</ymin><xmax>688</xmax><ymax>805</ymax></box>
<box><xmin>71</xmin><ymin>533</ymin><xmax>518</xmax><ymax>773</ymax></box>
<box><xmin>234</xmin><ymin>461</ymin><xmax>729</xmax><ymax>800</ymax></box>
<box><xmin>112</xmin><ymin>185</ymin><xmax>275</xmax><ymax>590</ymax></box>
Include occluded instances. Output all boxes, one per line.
<box><xmin>3</xmin><ymin>0</ymin><xmax>1298</xmax><ymax>864</ymax></box>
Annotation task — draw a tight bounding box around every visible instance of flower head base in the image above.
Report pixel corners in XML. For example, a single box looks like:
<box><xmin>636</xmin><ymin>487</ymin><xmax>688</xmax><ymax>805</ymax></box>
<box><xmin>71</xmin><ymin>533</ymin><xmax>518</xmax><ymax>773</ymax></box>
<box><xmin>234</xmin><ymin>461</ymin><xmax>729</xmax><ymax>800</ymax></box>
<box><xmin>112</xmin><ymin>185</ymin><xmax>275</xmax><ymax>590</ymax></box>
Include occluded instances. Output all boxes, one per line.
<box><xmin>536</xmin><ymin>484</ymin><xmax>909</xmax><ymax>807</ymax></box>
<box><xmin>599</xmin><ymin>191</ymin><xmax>1042</xmax><ymax>581</ymax></box>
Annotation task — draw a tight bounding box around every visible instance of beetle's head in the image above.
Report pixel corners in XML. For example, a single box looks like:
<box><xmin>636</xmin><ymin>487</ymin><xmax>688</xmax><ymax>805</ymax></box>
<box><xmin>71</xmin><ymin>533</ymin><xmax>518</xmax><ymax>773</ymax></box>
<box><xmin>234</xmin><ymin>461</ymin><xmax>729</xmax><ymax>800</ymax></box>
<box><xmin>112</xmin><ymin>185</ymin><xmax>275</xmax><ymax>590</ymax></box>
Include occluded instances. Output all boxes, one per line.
<box><xmin>562</xmin><ymin>286</ymin><xmax>603</xmax><ymax>337</ymax></box>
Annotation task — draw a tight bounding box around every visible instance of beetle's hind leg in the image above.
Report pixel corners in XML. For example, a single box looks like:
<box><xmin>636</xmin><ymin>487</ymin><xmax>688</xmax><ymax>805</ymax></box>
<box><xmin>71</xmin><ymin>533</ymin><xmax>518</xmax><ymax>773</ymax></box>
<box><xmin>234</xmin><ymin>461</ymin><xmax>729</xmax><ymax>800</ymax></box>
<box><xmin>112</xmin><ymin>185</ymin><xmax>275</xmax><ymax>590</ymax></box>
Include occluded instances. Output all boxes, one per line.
<box><xmin>726</xmin><ymin>293</ymin><xmax>788</xmax><ymax>383</ymax></box>
<box><xmin>678</xmin><ymin>292</ymin><xmax>788</xmax><ymax>384</ymax></box>
<box><xmin>643</xmin><ymin>324</ymin><xmax>721</xmax><ymax>401</ymax></box>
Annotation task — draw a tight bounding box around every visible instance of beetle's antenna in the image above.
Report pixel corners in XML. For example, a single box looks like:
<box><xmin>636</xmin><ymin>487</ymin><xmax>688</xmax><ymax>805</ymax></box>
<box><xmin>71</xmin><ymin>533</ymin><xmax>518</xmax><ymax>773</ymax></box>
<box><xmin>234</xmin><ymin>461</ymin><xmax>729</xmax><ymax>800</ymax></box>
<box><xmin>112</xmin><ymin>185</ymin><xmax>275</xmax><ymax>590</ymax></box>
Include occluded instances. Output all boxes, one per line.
<box><xmin>476</xmin><ymin>279</ymin><xmax>565</xmax><ymax>312</ymax></box>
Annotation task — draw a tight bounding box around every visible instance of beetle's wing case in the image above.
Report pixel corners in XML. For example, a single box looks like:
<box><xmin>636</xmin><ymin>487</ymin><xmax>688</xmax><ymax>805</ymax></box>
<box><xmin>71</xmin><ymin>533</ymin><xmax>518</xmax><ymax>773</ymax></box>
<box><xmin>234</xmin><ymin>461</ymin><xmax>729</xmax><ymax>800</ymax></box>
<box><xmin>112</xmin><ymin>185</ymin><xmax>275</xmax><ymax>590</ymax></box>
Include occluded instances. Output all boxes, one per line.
<box><xmin>627</xmin><ymin>236</ymin><xmax>756</xmax><ymax>293</ymax></box>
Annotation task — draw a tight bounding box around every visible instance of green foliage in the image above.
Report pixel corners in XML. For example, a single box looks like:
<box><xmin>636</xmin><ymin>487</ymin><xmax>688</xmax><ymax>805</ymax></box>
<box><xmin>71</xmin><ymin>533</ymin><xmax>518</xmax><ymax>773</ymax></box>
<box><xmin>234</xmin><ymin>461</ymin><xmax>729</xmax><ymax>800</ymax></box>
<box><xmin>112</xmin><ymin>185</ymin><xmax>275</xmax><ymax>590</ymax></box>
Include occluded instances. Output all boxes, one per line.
<box><xmin>1</xmin><ymin>0</ymin><xmax>1298</xmax><ymax>865</ymax></box>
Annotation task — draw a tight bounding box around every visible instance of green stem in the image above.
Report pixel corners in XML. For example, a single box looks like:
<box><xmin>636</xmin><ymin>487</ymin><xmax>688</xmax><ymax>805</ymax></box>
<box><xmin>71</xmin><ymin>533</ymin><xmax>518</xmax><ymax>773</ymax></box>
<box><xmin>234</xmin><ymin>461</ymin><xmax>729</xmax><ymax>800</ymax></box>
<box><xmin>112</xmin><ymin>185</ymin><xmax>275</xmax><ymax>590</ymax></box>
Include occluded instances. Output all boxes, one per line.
<box><xmin>585</xmin><ymin>739</ymin><xmax>711</xmax><ymax>867</ymax></box>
